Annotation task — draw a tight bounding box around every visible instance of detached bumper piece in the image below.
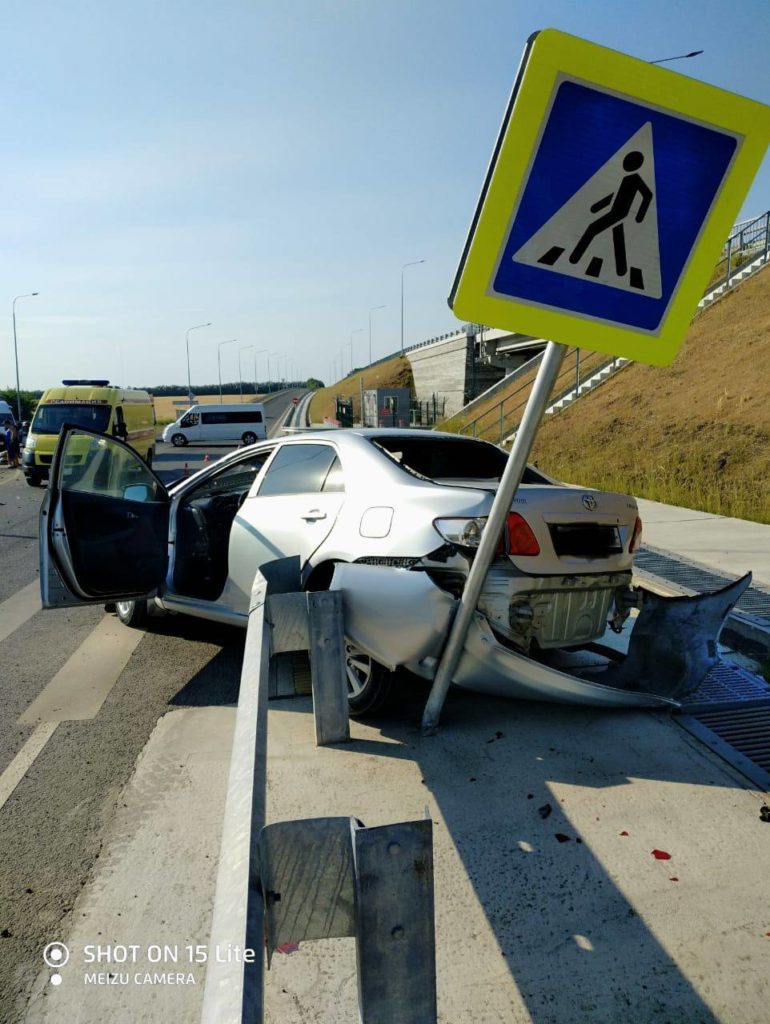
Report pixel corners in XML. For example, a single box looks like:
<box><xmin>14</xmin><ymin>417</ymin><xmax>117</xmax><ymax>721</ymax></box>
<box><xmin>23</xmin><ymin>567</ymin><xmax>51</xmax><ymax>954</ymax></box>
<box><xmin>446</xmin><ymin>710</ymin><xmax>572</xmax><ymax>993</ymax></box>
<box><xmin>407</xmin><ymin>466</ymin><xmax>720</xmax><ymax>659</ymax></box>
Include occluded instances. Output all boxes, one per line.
<box><xmin>595</xmin><ymin>573</ymin><xmax>752</xmax><ymax>702</ymax></box>
<box><xmin>330</xmin><ymin>564</ymin><xmax>752</xmax><ymax>709</ymax></box>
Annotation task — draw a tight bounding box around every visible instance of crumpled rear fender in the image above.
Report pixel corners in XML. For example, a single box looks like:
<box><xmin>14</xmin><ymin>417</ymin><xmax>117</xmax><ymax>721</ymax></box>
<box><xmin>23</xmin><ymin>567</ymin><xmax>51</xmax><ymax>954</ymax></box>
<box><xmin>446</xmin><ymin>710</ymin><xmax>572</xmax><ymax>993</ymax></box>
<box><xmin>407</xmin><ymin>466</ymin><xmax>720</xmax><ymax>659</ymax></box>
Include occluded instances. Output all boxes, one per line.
<box><xmin>330</xmin><ymin>564</ymin><xmax>456</xmax><ymax>671</ymax></box>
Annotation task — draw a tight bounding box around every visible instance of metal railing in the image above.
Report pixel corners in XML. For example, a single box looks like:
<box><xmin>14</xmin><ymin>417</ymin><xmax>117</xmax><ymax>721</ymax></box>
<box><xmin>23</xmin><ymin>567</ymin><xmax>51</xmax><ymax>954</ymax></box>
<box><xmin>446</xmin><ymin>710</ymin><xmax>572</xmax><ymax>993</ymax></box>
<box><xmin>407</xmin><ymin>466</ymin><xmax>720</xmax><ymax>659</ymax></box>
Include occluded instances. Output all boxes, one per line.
<box><xmin>711</xmin><ymin>210</ymin><xmax>770</xmax><ymax>293</ymax></box>
<box><xmin>454</xmin><ymin>346</ymin><xmax>620</xmax><ymax>445</ymax></box>
<box><xmin>200</xmin><ymin>558</ymin><xmax>437</xmax><ymax>1024</ymax></box>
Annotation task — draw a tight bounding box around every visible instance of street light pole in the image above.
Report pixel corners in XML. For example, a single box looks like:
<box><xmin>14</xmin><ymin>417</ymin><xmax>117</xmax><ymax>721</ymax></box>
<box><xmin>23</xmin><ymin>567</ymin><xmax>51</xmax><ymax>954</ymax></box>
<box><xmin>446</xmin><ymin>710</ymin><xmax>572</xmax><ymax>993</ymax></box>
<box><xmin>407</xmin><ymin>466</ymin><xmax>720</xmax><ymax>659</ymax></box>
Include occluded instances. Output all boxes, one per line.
<box><xmin>185</xmin><ymin>321</ymin><xmax>212</xmax><ymax>401</ymax></box>
<box><xmin>368</xmin><ymin>305</ymin><xmax>386</xmax><ymax>364</ymax></box>
<box><xmin>239</xmin><ymin>345</ymin><xmax>254</xmax><ymax>402</ymax></box>
<box><xmin>650</xmin><ymin>49</ymin><xmax>703</xmax><ymax>64</ymax></box>
<box><xmin>12</xmin><ymin>292</ymin><xmax>39</xmax><ymax>422</ymax></box>
<box><xmin>254</xmin><ymin>349</ymin><xmax>267</xmax><ymax>395</ymax></box>
<box><xmin>350</xmin><ymin>329</ymin><xmax>363</xmax><ymax>375</ymax></box>
<box><xmin>268</xmin><ymin>352</ymin><xmax>280</xmax><ymax>394</ymax></box>
<box><xmin>217</xmin><ymin>339</ymin><xmax>236</xmax><ymax>401</ymax></box>
<box><xmin>400</xmin><ymin>260</ymin><xmax>425</xmax><ymax>354</ymax></box>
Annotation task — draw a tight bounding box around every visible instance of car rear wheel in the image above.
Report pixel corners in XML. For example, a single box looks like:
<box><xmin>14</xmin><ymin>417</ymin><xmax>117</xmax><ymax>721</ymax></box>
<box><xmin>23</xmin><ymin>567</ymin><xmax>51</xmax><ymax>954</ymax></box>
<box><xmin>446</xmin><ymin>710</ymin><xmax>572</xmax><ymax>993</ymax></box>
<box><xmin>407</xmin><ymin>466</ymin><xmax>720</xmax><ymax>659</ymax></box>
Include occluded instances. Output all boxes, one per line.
<box><xmin>171</xmin><ymin>433</ymin><xmax>188</xmax><ymax>447</ymax></box>
<box><xmin>115</xmin><ymin>599</ymin><xmax>149</xmax><ymax>628</ymax></box>
<box><xmin>345</xmin><ymin>642</ymin><xmax>394</xmax><ymax>717</ymax></box>
<box><xmin>25</xmin><ymin>474</ymin><xmax>42</xmax><ymax>487</ymax></box>
<box><xmin>241</xmin><ymin>431</ymin><xmax>257</xmax><ymax>446</ymax></box>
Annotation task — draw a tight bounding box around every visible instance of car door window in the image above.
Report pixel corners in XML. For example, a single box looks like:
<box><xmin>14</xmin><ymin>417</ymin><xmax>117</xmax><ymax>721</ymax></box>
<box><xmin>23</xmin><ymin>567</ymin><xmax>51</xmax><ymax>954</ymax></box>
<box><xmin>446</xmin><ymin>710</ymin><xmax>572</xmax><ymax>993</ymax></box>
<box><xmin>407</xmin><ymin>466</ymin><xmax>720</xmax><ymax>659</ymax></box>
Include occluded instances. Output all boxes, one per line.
<box><xmin>187</xmin><ymin>451</ymin><xmax>270</xmax><ymax>501</ymax></box>
<box><xmin>258</xmin><ymin>444</ymin><xmax>338</xmax><ymax>497</ymax></box>
<box><xmin>61</xmin><ymin>433</ymin><xmax>163</xmax><ymax>501</ymax></box>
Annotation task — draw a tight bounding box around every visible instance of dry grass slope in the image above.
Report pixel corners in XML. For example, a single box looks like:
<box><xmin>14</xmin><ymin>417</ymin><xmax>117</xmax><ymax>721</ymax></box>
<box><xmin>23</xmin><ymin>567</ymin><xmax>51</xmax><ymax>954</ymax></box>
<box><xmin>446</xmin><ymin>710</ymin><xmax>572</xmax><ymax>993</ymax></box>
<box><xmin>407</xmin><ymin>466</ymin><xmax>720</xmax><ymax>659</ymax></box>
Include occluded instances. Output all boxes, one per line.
<box><xmin>531</xmin><ymin>268</ymin><xmax>770</xmax><ymax>524</ymax></box>
<box><xmin>308</xmin><ymin>356</ymin><xmax>413</xmax><ymax>424</ymax></box>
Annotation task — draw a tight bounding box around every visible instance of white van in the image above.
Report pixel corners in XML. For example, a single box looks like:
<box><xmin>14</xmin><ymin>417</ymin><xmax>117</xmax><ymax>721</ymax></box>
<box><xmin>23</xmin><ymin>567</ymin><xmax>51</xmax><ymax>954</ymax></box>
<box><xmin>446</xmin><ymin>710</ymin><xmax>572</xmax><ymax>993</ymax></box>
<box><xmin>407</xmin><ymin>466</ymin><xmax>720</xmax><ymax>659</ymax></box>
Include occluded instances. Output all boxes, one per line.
<box><xmin>162</xmin><ymin>403</ymin><xmax>267</xmax><ymax>447</ymax></box>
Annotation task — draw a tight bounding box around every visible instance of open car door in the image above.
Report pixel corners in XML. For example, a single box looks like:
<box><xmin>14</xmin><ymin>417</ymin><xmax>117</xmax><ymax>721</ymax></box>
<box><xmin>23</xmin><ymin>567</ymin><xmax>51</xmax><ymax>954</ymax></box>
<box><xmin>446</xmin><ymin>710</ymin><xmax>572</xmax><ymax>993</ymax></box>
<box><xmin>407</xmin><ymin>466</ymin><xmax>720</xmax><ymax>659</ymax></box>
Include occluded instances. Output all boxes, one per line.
<box><xmin>40</xmin><ymin>426</ymin><xmax>170</xmax><ymax>608</ymax></box>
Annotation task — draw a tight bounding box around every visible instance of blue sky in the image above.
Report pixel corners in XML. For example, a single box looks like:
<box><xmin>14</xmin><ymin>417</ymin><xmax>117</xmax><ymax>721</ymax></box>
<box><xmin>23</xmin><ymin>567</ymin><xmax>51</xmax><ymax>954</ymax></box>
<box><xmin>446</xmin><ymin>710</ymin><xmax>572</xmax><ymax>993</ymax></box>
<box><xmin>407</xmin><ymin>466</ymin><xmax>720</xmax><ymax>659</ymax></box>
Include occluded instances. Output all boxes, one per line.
<box><xmin>2</xmin><ymin>0</ymin><xmax>768</xmax><ymax>391</ymax></box>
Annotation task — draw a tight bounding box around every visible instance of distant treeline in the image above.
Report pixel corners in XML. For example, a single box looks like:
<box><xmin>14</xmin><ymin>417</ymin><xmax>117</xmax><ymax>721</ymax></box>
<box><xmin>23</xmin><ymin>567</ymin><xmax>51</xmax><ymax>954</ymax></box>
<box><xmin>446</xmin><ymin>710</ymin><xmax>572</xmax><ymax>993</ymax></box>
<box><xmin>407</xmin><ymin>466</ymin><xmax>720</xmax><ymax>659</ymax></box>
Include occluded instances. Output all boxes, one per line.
<box><xmin>143</xmin><ymin>379</ymin><xmax>324</xmax><ymax>395</ymax></box>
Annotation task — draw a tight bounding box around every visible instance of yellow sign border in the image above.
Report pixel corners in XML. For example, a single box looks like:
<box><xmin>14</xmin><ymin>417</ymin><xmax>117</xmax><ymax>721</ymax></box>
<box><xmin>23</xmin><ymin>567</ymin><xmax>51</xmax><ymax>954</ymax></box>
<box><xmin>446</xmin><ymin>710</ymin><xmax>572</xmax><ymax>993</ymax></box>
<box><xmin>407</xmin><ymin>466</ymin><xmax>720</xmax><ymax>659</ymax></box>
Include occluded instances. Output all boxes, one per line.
<box><xmin>450</xmin><ymin>29</ymin><xmax>770</xmax><ymax>366</ymax></box>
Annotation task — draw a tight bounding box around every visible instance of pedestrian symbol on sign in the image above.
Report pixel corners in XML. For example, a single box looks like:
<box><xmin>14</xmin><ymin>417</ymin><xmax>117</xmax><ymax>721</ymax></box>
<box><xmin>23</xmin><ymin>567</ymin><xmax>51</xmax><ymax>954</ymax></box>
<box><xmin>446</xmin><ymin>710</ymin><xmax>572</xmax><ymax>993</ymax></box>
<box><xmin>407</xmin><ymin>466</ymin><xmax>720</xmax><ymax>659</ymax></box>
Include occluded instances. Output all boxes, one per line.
<box><xmin>512</xmin><ymin>123</ymin><xmax>662</xmax><ymax>298</ymax></box>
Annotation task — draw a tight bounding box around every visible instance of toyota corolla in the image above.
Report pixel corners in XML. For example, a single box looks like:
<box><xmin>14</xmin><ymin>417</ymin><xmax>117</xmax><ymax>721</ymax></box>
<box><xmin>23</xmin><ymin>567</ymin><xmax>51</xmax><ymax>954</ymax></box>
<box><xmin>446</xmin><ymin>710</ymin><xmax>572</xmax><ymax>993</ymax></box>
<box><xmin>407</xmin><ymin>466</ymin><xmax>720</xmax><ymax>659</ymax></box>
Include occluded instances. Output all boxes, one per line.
<box><xmin>40</xmin><ymin>427</ymin><xmax>644</xmax><ymax>714</ymax></box>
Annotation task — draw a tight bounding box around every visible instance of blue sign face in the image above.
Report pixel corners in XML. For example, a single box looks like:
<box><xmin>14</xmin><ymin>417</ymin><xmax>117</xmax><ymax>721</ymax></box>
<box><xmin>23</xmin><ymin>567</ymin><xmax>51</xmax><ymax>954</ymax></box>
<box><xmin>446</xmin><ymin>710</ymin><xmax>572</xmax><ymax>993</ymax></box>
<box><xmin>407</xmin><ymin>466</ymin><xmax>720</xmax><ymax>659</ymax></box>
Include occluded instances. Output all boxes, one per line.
<box><xmin>491</xmin><ymin>78</ymin><xmax>739</xmax><ymax>334</ymax></box>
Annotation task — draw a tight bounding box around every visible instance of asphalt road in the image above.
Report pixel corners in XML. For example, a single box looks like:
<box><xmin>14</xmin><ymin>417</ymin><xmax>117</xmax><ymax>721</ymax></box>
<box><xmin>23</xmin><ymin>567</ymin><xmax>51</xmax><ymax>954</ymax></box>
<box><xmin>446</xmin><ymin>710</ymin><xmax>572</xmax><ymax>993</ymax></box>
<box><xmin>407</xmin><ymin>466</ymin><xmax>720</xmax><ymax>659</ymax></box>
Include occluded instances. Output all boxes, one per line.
<box><xmin>0</xmin><ymin>388</ymin><xmax>303</xmax><ymax>1023</ymax></box>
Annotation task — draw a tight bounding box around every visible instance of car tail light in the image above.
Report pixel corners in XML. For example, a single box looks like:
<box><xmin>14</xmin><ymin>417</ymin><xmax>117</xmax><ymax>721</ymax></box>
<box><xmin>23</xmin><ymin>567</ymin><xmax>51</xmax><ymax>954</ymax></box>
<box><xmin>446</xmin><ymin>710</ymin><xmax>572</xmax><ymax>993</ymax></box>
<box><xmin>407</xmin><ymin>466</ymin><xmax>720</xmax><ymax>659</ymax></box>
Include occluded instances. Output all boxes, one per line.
<box><xmin>433</xmin><ymin>517</ymin><xmax>487</xmax><ymax>548</ymax></box>
<box><xmin>505</xmin><ymin>512</ymin><xmax>540</xmax><ymax>556</ymax></box>
<box><xmin>629</xmin><ymin>515</ymin><xmax>643</xmax><ymax>553</ymax></box>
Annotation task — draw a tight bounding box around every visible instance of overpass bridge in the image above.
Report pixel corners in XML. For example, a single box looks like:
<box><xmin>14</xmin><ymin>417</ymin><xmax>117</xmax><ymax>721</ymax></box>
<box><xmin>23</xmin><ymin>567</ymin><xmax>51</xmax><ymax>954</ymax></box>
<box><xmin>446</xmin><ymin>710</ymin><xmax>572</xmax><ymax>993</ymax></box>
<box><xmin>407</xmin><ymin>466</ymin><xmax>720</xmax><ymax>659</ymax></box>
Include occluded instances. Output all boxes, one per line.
<box><xmin>400</xmin><ymin>325</ymin><xmax>546</xmax><ymax>420</ymax></box>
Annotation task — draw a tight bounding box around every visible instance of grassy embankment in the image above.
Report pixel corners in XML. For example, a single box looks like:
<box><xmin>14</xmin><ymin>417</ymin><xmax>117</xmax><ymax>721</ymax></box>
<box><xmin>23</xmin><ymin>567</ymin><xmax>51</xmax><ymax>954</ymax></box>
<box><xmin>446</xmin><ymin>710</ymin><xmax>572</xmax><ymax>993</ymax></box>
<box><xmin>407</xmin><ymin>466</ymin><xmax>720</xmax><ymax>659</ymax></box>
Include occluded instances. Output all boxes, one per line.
<box><xmin>529</xmin><ymin>268</ymin><xmax>770</xmax><ymax>523</ymax></box>
<box><xmin>308</xmin><ymin>356</ymin><xmax>413</xmax><ymax>424</ymax></box>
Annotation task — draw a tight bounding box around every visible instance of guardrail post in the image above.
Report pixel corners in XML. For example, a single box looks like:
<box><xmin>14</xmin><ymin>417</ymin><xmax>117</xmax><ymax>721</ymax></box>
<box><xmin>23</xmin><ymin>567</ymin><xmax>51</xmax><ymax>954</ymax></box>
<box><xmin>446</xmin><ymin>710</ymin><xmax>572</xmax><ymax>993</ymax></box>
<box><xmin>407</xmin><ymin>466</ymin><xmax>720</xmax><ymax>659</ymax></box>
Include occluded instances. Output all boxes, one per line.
<box><xmin>764</xmin><ymin>211</ymin><xmax>770</xmax><ymax>262</ymax></box>
<box><xmin>725</xmin><ymin>236</ymin><xmax>732</xmax><ymax>285</ymax></box>
<box><xmin>307</xmin><ymin>590</ymin><xmax>350</xmax><ymax>745</ymax></box>
<box><xmin>353</xmin><ymin>819</ymin><xmax>436</xmax><ymax>1024</ymax></box>
<box><xmin>575</xmin><ymin>348</ymin><xmax>580</xmax><ymax>391</ymax></box>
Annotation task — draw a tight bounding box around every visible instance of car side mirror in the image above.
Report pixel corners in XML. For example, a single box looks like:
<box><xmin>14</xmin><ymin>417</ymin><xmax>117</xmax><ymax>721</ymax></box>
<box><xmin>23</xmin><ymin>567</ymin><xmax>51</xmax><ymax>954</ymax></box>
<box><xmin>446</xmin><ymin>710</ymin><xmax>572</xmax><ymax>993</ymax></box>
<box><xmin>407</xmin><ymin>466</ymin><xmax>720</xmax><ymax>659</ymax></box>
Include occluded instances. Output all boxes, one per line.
<box><xmin>123</xmin><ymin>483</ymin><xmax>150</xmax><ymax>502</ymax></box>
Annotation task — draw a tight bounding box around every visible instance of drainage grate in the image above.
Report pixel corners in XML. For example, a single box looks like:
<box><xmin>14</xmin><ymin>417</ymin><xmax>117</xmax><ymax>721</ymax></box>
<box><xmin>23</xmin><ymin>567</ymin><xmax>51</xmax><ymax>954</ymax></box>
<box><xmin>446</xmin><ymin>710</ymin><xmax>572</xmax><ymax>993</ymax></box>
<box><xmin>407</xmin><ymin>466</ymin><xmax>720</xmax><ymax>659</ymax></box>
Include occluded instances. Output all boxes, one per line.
<box><xmin>677</xmin><ymin>707</ymin><xmax>770</xmax><ymax>791</ymax></box>
<box><xmin>636</xmin><ymin>545</ymin><xmax>770</xmax><ymax>622</ymax></box>
<box><xmin>677</xmin><ymin>660</ymin><xmax>770</xmax><ymax>791</ymax></box>
<box><xmin>682</xmin><ymin>660</ymin><xmax>770</xmax><ymax>712</ymax></box>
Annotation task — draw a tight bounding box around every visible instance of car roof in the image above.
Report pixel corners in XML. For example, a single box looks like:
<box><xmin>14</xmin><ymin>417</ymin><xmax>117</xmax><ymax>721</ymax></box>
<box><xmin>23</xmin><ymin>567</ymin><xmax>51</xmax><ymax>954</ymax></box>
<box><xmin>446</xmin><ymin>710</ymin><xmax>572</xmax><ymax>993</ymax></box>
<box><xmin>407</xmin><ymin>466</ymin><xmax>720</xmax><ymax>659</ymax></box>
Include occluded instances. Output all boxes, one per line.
<box><xmin>280</xmin><ymin>428</ymin><xmax>499</xmax><ymax>446</ymax></box>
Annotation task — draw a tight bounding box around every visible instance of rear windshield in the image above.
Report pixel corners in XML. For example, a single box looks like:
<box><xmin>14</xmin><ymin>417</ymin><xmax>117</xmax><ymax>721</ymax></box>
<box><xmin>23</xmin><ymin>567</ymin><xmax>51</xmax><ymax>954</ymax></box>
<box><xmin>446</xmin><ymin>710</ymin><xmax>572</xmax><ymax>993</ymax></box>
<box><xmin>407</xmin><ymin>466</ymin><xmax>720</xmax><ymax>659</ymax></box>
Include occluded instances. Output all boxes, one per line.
<box><xmin>31</xmin><ymin>403</ymin><xmax>111</xmax><ymax>435</ymax></box>
<box><xmin>370</xmin><ymin>436</ymin><xmax>552</xmax><ymax>485</ymax></box>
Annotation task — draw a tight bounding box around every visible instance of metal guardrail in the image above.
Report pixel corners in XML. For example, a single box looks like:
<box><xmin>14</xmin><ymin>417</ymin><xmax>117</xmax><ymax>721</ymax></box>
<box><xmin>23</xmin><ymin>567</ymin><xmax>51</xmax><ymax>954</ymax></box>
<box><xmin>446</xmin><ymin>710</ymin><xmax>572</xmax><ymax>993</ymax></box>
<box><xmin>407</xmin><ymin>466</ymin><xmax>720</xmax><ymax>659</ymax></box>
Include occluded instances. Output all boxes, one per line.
<box><xmin>200</xmin><ymin>558</ymin><xmax>437</xmax><ymax>1023</ymax></box>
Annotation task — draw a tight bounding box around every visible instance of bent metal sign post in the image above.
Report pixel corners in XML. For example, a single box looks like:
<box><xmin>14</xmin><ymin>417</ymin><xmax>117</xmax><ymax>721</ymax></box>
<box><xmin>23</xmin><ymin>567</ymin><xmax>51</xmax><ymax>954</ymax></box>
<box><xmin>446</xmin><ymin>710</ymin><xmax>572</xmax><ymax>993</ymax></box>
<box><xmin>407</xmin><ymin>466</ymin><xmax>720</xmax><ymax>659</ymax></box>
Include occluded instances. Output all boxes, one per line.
<box><xmin>422</xmin><ymin>29</ymin><xmax>770</xmax><ymax>734</ymax></box>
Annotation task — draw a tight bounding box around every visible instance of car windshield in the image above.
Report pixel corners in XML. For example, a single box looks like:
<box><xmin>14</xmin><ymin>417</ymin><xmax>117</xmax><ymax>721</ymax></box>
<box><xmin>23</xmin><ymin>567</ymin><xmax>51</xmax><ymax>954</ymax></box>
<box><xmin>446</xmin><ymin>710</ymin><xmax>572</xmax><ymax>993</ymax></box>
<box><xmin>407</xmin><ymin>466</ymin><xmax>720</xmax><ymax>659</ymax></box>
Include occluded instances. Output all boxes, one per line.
<box><xmin>31</xmin><ymin>403</ymin><xmax>112</xmax><ymax>435</ymax></box>
<box><xmin>370</xmin><ymin>436</ymin><xmax>552</xmax><ymax>485</ymax></box>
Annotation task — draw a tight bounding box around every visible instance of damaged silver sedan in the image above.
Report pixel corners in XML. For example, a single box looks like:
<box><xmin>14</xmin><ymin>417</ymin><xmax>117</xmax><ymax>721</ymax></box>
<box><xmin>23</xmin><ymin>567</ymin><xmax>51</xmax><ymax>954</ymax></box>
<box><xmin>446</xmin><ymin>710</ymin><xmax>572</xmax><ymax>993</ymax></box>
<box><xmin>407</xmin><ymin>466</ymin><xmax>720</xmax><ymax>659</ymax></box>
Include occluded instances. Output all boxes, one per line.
<box><xmin>39</xmin><ymin>426</ymin><xmax>746</xmax><ymax>715</ymax></box>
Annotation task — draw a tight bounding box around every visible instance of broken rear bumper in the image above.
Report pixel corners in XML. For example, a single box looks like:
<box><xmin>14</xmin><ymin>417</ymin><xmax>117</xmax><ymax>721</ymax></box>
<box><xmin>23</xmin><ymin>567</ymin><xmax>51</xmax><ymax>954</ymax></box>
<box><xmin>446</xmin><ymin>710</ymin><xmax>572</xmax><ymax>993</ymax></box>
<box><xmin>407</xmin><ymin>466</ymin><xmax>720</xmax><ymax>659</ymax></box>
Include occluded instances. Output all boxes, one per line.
<box><xmin>330</xmin><ymin>563</ymin><xmax>750</xmax><ymax>709</ymax></box>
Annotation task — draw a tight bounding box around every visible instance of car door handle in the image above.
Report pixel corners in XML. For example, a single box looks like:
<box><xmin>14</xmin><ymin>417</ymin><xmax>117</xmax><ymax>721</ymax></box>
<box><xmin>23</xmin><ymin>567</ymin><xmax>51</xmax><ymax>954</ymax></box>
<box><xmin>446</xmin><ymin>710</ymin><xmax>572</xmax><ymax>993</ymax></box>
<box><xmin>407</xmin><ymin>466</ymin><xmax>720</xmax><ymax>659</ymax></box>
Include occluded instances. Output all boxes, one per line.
<box><xmin>301</xmin><ymin>509</ymin><xmax>327</xmax><ymax>521</ymax></box>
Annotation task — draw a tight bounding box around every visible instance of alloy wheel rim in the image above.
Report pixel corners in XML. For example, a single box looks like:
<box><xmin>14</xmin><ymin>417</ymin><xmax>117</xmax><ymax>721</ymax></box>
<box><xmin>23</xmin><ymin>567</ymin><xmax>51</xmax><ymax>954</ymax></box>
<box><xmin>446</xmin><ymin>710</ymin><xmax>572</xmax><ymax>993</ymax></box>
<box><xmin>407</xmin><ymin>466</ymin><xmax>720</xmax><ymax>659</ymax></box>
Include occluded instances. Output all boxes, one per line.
<box><xmin>345</xmin><ymin>642</ymin><xmax>372</xmax><ymax>698</ymax></box>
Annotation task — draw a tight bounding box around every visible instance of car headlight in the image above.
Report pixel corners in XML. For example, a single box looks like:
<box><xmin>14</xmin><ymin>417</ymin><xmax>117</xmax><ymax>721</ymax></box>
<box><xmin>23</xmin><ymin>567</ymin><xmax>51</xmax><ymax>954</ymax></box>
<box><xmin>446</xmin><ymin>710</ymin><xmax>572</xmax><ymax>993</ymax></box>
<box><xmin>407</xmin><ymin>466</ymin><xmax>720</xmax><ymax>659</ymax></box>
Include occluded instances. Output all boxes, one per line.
<box><xmin>433</xmin><ymin>517</ymin><xmax>488</xmax><ymax>548</ymax></box>
<box><xmin>24</xmin><ymin>437</ymin><xmax>36</xmax><ymax>451</ymax></box>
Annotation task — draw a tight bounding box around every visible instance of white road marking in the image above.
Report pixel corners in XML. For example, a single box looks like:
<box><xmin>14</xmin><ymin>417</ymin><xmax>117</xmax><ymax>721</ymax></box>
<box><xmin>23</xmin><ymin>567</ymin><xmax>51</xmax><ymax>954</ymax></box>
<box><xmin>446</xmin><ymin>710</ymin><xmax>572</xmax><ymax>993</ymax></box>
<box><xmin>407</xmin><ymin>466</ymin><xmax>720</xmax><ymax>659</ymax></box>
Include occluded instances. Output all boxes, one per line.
<box><xmin>19</xmin><ymin>616</ymin><xmax>144</xmax><ymax>725</ymax></box>
<box><xmin>0</xmin><ymin>723</ymin><xmax>58</xmax><ymax>811</ymax></box>
<box><xmin>0</xmin><ymin>580</ymin><xmax>42</xmax><ymax>643</ymax></box>
<box><xmin>0</xmin><ymin>616</ymin><xmax>145</xmax><ymax>810</ymax></box>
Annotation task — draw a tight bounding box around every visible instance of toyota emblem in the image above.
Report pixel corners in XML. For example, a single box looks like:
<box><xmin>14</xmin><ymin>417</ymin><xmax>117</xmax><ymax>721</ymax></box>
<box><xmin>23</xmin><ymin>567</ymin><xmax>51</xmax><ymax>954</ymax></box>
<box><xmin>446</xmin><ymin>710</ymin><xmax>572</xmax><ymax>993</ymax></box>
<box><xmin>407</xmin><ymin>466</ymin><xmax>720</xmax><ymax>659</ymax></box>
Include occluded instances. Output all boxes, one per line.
<box><xmin>582</xmin><ymin>494</ymin><xmax>597</xmax><ymax>511</ymax></box>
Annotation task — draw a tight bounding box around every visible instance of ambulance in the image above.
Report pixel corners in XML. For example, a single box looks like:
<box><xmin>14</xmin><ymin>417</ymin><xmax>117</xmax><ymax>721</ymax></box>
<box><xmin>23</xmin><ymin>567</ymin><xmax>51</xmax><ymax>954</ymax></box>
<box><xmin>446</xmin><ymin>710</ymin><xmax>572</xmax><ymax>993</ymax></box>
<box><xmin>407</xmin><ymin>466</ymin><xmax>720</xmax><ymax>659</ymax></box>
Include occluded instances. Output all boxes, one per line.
<box><xmin>22</xmin><ymin>380</ymin><xmax>156</xmax><ymax>486</ymax></box>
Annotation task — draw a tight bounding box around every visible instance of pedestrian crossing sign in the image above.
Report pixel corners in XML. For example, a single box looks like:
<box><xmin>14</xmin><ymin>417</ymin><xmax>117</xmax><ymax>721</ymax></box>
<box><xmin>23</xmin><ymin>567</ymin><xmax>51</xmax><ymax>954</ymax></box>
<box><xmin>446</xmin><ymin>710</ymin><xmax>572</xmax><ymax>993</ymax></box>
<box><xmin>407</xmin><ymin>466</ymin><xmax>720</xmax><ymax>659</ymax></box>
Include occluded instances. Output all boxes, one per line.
<box><xmin>449</xmin><ymin>30</ymin><xmax>770</xmax><ymax>365</ymax></box>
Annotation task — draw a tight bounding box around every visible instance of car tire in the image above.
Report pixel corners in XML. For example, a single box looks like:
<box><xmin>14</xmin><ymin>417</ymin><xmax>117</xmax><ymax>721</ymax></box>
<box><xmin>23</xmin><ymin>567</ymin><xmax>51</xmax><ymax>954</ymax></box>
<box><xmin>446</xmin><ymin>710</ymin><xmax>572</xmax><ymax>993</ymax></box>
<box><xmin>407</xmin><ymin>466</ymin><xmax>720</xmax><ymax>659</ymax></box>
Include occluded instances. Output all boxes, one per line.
<box><xmin>171</xmin><ymin>433</ymin><xmax>188</xmax><ymax>447</ymax></box>
<box><xmin>241</xmin><ymin>431</ymin><xmax>257</xmax><ymax>446</ymax></box>
<box><xmin>345</xmin><ymin>642</ymin><xmax>395</xmax><ymax>717</ymax></box>
<box><xmin>25</xmin><ymin>474</ymin><xmax>42</xmax><ymax>487</ymax></box>
<box><xmin>145</xmin><ymin>447</ymin><xmax>154</xmax><ymax>467</ymax></box>
<box><xmin>115</xmin><ymin>599</ymin><xmax>149</xmax><ymax>628</ymax></box>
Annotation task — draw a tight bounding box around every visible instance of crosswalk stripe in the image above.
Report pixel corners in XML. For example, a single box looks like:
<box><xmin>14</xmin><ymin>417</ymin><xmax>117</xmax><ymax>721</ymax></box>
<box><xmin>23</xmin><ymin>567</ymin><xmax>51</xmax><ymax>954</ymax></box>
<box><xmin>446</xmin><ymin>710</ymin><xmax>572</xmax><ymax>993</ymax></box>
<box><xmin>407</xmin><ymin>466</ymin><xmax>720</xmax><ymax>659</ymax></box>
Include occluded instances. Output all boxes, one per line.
<box><xmin>0</xmin><ymin>722</ymin><xmax>58</xmax><ymax>811</ymax></box>
<box><xmin>19</xmin><ymin>616</ymin><xmax>144</xmax><ymax>725</ymax></box>
<box><xmin>0</xmin><ymin>580</ymin><xmax>42</xmax><ymax>643</ymax></box>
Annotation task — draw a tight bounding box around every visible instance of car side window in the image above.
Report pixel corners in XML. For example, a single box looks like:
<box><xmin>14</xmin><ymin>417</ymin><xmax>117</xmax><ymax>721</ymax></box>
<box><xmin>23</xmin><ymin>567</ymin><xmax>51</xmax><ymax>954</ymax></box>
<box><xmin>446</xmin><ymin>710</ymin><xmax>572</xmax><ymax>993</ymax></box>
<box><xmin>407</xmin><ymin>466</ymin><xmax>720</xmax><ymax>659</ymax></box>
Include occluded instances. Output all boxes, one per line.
<box><xmin>189</xmin><ymin>452</ymin><xmax>271</xmax><ymax>500</ymax></box>
<box><xmin>258</xmin><ymin>444</ymin><xmax>338</xmax><ymax>497</ymax></box>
